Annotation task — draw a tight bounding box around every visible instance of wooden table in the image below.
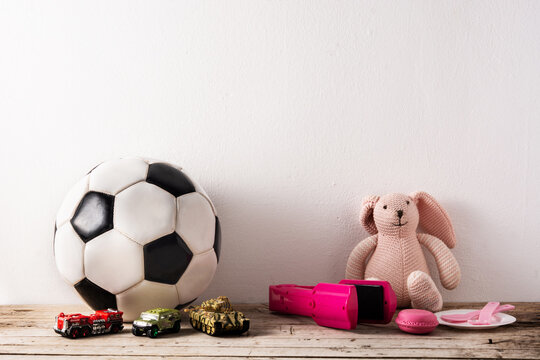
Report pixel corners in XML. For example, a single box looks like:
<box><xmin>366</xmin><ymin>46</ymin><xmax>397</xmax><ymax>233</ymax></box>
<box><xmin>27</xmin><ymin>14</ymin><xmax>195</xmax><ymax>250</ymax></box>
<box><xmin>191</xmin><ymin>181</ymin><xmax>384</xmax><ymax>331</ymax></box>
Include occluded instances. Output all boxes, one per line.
<box><xmin>0</xmin><ymin>303</ymin><xmax>538</xmax><ymax>359</ymax></box>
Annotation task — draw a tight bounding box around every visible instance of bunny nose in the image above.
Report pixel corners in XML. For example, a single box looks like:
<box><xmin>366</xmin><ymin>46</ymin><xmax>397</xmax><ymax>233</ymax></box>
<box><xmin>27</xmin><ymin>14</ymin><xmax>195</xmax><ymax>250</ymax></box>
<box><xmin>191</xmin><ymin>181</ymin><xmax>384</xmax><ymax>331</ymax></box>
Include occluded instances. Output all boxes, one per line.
<box><xmin>397</xmin><ymin>210</ymin><xmax>403</xmax><ymax>218</ymax></box>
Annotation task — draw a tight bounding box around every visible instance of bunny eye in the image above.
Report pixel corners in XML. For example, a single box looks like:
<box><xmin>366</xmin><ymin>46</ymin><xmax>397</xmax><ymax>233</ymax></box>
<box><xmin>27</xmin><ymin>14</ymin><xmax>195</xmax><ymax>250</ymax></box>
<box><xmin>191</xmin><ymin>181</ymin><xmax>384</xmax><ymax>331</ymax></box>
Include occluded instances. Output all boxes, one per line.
<box><xmin>406</xmin><ymin>200</ymin><xmax>410</xmax><ymax>205</ymax></box>
<box><xmin>383</xmin><ymin>205</ymin><xmax>387</xmax><ymax>209</ymax></box>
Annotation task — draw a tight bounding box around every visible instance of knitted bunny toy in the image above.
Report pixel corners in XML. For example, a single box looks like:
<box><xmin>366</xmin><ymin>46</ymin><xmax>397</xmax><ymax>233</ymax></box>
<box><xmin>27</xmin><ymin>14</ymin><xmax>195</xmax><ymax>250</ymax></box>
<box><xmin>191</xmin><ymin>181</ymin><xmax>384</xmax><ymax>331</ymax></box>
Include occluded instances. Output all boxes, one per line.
<box><xmin>345</xmin><ymin>192</ymin><xmax>460</xmax><ymax>311</ymax></box>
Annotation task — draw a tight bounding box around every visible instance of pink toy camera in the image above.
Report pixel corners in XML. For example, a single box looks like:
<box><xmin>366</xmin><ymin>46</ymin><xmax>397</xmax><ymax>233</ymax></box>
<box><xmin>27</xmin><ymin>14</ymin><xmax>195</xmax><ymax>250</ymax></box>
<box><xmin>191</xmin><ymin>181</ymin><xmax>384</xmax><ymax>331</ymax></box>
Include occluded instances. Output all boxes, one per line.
<box><xmin>269</xmin><ymin>279</ymin><xmax>397</xmax><ymax>329</ymax></box>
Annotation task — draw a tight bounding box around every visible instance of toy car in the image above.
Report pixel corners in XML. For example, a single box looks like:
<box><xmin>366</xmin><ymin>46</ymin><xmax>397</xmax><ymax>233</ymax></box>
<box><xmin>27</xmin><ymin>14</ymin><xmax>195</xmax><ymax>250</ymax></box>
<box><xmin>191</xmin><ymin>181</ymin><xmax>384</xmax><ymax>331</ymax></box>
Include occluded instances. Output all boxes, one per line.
<box><xmin>185</xmin><ymin>296</ymin><xmax>250</xmax><ymax>336</ymax></box>
<box><xmin>132</xmin><ymin>308</ymin><xmax>182</xmax><ymax>338</ymax></box>
<box><xmin>54</xmin><ymin>309</ymin><xmax>123</xmax><ymax>338</ymax></box>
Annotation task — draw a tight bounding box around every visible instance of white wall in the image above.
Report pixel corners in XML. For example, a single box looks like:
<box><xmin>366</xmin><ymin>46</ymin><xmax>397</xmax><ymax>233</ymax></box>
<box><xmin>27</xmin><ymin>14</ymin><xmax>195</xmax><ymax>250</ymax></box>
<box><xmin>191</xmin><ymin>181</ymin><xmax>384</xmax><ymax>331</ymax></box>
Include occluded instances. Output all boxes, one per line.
<box><xmin>1</xmin><ymin>1</ymin><xmax>539</xmax><ymax>305</ymax></box>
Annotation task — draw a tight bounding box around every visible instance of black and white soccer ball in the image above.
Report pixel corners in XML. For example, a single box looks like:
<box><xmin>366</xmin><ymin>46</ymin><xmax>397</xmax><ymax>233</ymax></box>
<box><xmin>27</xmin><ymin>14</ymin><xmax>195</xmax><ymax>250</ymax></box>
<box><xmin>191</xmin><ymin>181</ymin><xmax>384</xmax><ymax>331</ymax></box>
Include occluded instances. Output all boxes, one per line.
<box><xmin>54</xmin><ymin>158</ymin><xmax>221</xmax><ymax>321</ymax></box>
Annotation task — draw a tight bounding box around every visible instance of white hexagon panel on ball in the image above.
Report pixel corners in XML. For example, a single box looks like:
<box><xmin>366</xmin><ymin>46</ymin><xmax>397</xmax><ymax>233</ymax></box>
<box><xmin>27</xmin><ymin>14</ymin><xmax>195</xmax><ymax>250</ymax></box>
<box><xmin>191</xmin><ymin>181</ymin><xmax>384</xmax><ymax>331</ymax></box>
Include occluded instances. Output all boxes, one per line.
<box><xmin>116</xmin><ymin>280</ymin><xmax>180</xmax><ymax>321</ymax></box>
<box><xmin>114</xmin><ymin>182</ymin><xmax>176</xmax><ymax>246</ymax></box>
<box><xmin>54</xmin><ymin>223</ymin><xmax>85</xmax><ymax>285</ymax></box>
<box><xmin>181</xmin><ymin>169</ymin><xmax>217</xmax><ymax>215</ymax></box>
<box><xmin>176</xmin><ymin>192</ymin><xmax>216</xmax><ymax>254</ymax></box>
<box><xmin>84</xmin><ymin>229</ymin><xmax>144</xmax><ymax>295</ymax></box>
<box><xmin>176</xmin><ymin>250</ymin><xmax>218</xmax><ymax>304</ymax></box>
<box><xmin>89</xmin><ymin>158</ymin><xmax>149</xmax><ymax>195</ymax></box>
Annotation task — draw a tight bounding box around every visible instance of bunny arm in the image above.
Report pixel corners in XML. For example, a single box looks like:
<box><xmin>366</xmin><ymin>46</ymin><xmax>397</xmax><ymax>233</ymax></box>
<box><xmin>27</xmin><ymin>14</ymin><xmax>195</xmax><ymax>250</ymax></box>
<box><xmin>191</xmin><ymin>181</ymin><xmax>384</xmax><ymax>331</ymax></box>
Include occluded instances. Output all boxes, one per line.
<box><xmin>417</xmin><ymin>233</ymin><xmax>461</xmax><ymax>290</ymax></box>
<box><xmin>345</xmin><ymin>235</ymin><xmax>378</xmax><ymax>279</ymax></box>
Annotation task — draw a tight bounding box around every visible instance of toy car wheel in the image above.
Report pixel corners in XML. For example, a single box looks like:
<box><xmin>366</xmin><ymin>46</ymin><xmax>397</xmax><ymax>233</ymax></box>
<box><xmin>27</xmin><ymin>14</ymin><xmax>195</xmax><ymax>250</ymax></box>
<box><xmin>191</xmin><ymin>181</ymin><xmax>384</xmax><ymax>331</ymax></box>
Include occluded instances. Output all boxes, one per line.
<box><xmin>131</xmin><ymin>327</ymin><xmax>139</xmax><ymax>336</ymax></box>
<box><xmin>82</xmin><ymin>327</ymin><xmax>91</xmax><ymax>337</ymax></box>
<box><xmin>212</xmin><ymin>322</ymin><xmax>222</xmax><ymax>336</ymax></box>
<box><xmin>172</xmin><ymin>321</ymin><xmax>180</xmax><ymax>333</ymax></box>
<box><xmin>240</xmin><ymin>320</ymin><xmax>250</xmax><ymax>334</ymax></box>
<box><xmin>111</xmin><ymin>324</ymin><xmax>120</xmax><ymax>334</ymax></box>
<box><xmin>147</xmin><ymin>326</ymin><xmax>158</xmax><ymax>338</ymax></box>
<box><xmin>70</xmin><ymin>328</ymin><xmax>80</xmax><ymax>339</ymax></box>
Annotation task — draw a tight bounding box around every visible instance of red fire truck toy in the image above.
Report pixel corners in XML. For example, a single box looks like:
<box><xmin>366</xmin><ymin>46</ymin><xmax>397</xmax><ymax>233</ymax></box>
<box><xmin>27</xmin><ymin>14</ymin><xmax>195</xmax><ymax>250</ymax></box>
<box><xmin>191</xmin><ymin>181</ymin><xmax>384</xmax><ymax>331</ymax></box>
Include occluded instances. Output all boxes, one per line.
<box><xmin>54</xmin><ymin>309</ymin><xmax>124</xmax><ymax>338</ymax></box>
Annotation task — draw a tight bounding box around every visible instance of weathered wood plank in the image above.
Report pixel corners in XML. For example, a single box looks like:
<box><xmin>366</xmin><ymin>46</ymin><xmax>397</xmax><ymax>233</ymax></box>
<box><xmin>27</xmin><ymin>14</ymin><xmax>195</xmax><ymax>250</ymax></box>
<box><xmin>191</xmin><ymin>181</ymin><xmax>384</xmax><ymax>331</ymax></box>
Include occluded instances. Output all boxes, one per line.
<box><xmin>1</xmin><ymin>332</ymin><xmax>537</xmax><ymax>347</ymax></box>
<box><xmin>0</xmin><ymin>358</ymin><xmax>437</xmax><ymax>360</ymax></box>
<box><xmin>0</xmin><ymin>357</ymin><xmax>285</xmax><ymax>360</ymax></box>
<box><xmin>1</xmin><ymin>344</ymin><xmax>538</xmax><ymax>359</ymax></box>
<box><xmin>0</xmin><ymin>303</ymin><xmax>538</xmax><ymax>359</ymax></box>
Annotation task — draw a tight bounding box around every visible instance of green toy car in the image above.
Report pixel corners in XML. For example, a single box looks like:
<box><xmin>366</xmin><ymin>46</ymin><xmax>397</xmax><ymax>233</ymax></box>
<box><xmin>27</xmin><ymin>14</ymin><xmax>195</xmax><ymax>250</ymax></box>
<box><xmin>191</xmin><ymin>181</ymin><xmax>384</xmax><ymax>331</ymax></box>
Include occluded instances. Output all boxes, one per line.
<box><xmin>131</xmin><ymin>308</ymin><xmax>181</xmax><ymax>338</ymax></box>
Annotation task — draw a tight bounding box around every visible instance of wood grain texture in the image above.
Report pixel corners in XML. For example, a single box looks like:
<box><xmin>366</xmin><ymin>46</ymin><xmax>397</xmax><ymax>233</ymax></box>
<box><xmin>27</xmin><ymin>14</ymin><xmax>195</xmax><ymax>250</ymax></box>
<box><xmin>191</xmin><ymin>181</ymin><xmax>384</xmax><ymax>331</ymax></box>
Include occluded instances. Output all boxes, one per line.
<box><xmin>0</xmin><ymin>303</ymin><xmax>538</xmax><ymax>359</ymax></box>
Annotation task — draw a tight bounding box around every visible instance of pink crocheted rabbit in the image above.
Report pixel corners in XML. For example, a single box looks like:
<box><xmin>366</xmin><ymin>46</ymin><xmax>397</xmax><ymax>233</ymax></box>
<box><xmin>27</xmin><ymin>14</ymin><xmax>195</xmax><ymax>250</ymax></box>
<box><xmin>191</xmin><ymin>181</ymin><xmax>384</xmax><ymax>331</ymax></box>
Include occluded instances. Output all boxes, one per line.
<box><xmin>345</xmin><ymin>192</ymin><xmax>460</xmax><ymax>311</ymax></box>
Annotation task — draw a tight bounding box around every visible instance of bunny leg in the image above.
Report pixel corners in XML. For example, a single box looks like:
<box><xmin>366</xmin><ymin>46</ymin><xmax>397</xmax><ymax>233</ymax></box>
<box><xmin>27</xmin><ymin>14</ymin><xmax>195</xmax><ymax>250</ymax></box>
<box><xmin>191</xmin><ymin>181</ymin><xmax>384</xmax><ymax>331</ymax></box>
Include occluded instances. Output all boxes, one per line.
<box><xmin>407</xmin><ymin>271</ymin><xmax>443</xmax><ymax>312</ymax></box>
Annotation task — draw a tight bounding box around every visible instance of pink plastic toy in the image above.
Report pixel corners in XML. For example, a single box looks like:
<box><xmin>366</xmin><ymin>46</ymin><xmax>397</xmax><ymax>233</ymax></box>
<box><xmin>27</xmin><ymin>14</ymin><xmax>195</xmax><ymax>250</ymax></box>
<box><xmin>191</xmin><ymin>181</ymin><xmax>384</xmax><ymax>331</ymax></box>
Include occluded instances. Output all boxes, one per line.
<box><xmin>468</xmin><ymin>302</ymin><xmax>501</xmax><ymax>325</ymax></box>
<box><xmin>441</xmin><ymin>303</ymin><xmax>515</xmax><ymax>323</ymax></box>
<box><xmin>269</xmin><ymin>279</ymin><xmax>397</xmax><ymax>330</ymax></box>
<box><xmin>395</xmin><ymin>309</ymin><xmax>438</xmax><ymax>334</ymax></box>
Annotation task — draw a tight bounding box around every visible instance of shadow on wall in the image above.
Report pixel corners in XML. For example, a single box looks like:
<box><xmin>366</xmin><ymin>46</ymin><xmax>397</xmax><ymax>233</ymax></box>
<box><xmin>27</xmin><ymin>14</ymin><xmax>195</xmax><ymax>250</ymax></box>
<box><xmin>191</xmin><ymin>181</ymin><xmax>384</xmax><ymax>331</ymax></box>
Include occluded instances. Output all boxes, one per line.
<box><xmin>422</xmin><ymin>199</ymin><xmax>519</xmax><ymax>302</ymax></box>
<box><xmin>202</xmin><ymin>185</ymin><xmax>364</xmax><ymax>303</ymax></box>
<box><xmin>204</xmin><ymin>191</ymin><xmax>518</xmax><ymax>303</ymax></box>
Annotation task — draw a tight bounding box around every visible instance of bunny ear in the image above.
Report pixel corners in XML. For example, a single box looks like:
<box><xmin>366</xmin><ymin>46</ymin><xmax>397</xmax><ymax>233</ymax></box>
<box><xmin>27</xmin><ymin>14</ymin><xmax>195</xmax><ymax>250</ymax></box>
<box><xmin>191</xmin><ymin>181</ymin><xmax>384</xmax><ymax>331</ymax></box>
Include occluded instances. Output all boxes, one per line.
<box><xmin>360</xmin><ymin>195</ymin><xmax>379</xmax><ymax>235</ymax></box>
<box><xmin>411</xmin><ymin>191</ymin><xmax>456</xmax><ymax>248</ymax></box>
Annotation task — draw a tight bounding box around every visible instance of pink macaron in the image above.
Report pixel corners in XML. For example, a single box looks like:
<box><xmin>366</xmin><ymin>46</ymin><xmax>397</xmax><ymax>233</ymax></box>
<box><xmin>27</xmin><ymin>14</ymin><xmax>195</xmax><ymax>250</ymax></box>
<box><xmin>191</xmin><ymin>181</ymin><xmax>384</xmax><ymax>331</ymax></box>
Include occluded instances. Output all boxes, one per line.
<box><xmin>395</xmin><ymin>309</ymin><xmax>439</xmax><ymax>334</ymax></box>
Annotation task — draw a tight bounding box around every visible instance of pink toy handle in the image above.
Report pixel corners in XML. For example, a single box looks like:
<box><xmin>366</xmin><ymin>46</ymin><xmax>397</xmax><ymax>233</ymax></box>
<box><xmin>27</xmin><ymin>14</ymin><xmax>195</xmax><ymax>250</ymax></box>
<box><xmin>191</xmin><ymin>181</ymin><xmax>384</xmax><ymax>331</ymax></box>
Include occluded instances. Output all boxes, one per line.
<box><xmin>467</xmin><ymin>301</ymin><xmax>502</xmax><ymax>325</ymax></box>
<box><xmin>268</xmin><ymin>284</ymin><xmax>315</xmax><ymax>317</ymax></box>
<box><xmin>493</xmin><ymin>304</ymin><xmax>515</xmax><ymax>313</ymax></box>
<box><xmin>478</xmin><ymin>302</ymin><xmax>500</xmax><ymax>323</ymax></box>
<box><xmin>269</xmin><ymin>283</ymin><xmax>359</xmax><ymax>329</ymax></box>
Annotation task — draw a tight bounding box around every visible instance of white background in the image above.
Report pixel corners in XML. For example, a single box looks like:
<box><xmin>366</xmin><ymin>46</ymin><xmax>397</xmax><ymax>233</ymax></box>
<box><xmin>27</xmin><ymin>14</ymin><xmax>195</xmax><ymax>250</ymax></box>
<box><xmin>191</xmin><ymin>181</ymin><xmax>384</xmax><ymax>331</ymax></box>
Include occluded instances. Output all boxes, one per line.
<box><xmin>1</xmin><ymin>1</ymin><xmax>539</xmax><ymax>305</ymax></box>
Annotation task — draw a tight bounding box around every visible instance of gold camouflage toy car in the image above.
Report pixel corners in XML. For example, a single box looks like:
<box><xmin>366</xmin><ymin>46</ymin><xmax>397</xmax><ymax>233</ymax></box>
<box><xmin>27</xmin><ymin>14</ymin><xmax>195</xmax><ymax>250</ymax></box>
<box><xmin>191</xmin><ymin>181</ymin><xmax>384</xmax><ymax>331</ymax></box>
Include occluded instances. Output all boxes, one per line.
<box><xmin>184</xmin><ymin>296</ymin><xmax>250</xmax><ymax>336</ymax></box>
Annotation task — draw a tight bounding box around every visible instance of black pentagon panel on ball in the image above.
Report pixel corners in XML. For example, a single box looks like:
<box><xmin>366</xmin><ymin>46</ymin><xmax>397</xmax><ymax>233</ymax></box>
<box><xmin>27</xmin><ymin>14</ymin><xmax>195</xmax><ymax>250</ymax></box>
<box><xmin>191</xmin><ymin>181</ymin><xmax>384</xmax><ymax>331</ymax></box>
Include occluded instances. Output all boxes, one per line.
<box><xmin>144</xmin><ymin>232</ymin><xmax>193</xmax><ymax>284</ymax></box>
<box><xmin>214</xmin><ymin>217</ymin><xmax>221</xmax><ymax>262</ymax></box>
<box><xmin>146</xmin><ymin>163</ymin><xmax>195</xmax><ymax>197</ymax></box>
<box><xmin>71</xmin><ymin>191</ymin><xmax>114</xmax><ymax>242</ymax></box>
<box><xmin>74</xmin><ymin>278</ymin><xmax>117</xmax><ymax>310</ymax></box>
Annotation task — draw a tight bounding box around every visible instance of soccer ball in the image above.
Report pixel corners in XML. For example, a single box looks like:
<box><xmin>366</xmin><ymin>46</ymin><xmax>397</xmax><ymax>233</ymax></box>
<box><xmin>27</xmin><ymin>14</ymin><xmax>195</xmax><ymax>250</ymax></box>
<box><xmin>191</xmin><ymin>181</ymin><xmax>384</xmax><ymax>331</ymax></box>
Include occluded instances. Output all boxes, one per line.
<box><xmin>53</xmin><ymin>158</ymin><xmax>221</xmax><ymax>321</ymax></box>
